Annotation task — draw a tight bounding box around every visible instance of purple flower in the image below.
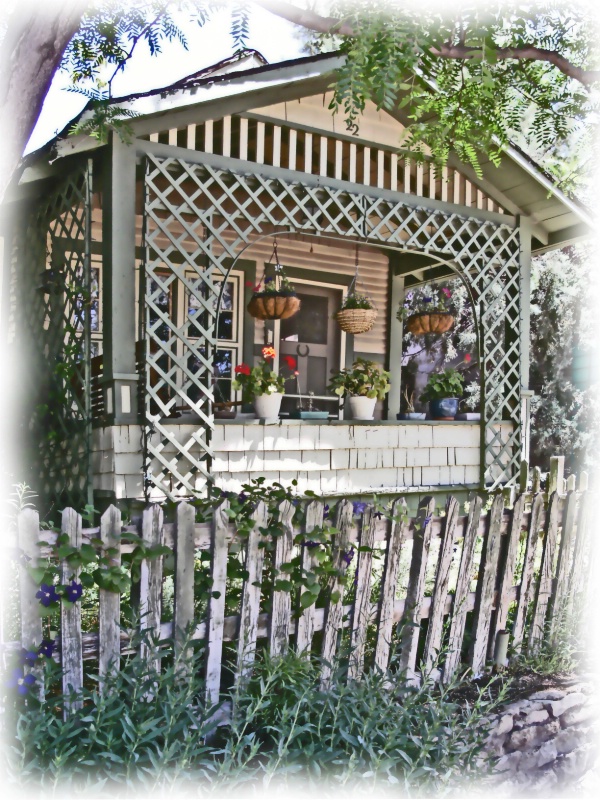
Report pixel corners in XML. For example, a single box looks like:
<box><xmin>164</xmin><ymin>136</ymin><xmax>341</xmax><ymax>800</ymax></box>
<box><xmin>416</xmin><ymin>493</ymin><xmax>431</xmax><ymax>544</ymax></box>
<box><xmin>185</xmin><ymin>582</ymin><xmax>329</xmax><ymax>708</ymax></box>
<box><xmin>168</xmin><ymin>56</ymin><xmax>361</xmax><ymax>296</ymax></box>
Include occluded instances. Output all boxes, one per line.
<box><xmin>38</xmin><ymin>639</ymin><xmax>56</xmax><ymax>659</ymax></box>
<box><xmin>323</xmin><ymin>504</ymin><xmax>330</xmax><ymax>519</ymax></box>
<box><xmin>64</xmin><ymin>579</ymin><xmax>83</xmax><ymax>603</ymax></box>
<box><xmin>20</xmin><ymin>648</ymin><xmax>38</xmax><ymax>667</ymax></box>
<box><xmin>238</xmin><ymin>492</ymin><xmax>248</xmax><ymax>504</ymax></box>
<box><xmin>264</xmin><ymin>276</ymin><xmax>274</xmax><ymax>284</ymax></box>
<box><xmin>304</xmin><ymin>540</ymin><xmax>320</xmax><ymax>549</ymax></box>
<box><xmin>7</xmin><ymin>667</ymin><xmax>36</xmax><ymax>696</ymax></box>
<box><xmin>352</xmin><ymin>501</ymin><xmax>367</xmax><ymax>516</ymax></box>
<box><xmin>35</xmin><ymin>583</ymin><xmax>60</xmax><ymax>607</ymax></box>
<box><xmin>341</xmin><ymin>548</ymin><xmax>355</xmax><ymax>566</ymax></box>
<box><xmin>423</xmin><ymin>514</ymin><xmax>433</xmax><ymax>525</ymax></box>
<box><xmin>423</xmin><ymin>297</ymin><xmax>432</xmax><ymax>303</ymax></box>
<box><xmin>374</xmin><ymin>510</ymin><xmax>383</xmax><ymax>519</ymax></box>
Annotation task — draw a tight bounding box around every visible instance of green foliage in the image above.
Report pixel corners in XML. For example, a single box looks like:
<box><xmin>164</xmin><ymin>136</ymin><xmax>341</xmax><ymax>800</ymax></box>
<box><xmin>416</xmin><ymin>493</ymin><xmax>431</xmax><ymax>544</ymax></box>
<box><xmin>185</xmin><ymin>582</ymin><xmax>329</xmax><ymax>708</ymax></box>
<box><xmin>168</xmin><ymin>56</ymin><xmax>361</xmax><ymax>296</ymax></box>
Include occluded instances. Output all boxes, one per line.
<box><xmin>231</xmin><ymin>358</ymin><xmax>286</xmax><ymax>401</ymax></box>
<box><xmin>328</xmin><ymin>357</ymin><xmax>391</xmax><ymax>400</ymax></box>
<box><xmin>398</xmin><ymin>283</ymin><xmax>456</xmax><ymax>319</ymax></box>
<box><xmin>529</xmin><ymin>244</ymin><xmax>600</xmax><ymax>473</ymax></box>
<box><xmin>419</xmin><ymin>367</ymin><xmax>465</xmax><ymax>402</ymax></box>
<box><xmin>322</xmin><ymin>1</ymin><xmax>598</xmax><ymax>186</ymax></box>
<box><xmin>4</xmin><ymin>645</ymin><xmax>505</xmax><ymax>795</ymax></box>
<box><xmin>339</xmin><ymin>290</ymin><xmax>373</xmax><ymax>310</ymax></box>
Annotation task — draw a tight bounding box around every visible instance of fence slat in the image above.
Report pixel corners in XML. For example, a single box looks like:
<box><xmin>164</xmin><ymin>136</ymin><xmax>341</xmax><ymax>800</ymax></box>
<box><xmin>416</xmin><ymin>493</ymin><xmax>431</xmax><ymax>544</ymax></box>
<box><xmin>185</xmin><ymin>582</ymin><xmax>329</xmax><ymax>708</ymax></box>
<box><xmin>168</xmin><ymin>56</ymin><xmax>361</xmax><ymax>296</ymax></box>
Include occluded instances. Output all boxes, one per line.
<box><xmin>61</xmin><ymin>508</ymin><xmax>83</xmax><ymax>713</ymax></box>
<box><xmin>205</xmin><ymin>501</ymin><xmax>229</xmax><ymax>705</ymax></box>
<box><xmin>568</xmin><ymin>491</ymin><xmax>589</xmax><ymax>606</ymax></box>
<box><xmin>444</xmin><ymin>494</ymin><xmax>483</xmax><ymax>681</ymax></box>
<box><xmin>296</xmin><ymin>500</ymin><xmax>324</xmax><ymax>656</ymax></box>
<box><xmin>469</xmin><ymin>493</ymin><xmax>504</xmax><ymax>674</ymax></box>
<box><xmin>320</xmin><ymin>499</ymin><xmax>353</xmax><ymax>689</ymax></box>
<box><xmin>348</xmin><ymin>506</ymin><xmax>376</xmax><ymax>681</ymax></box>
<box><xmin>548</xmin><ymin>456</ymin><xmax>565</xmax><ymax>496</ymax></box>
<box><xmin>236</xmin><ymin>501</ymin><xmax>268</xmax><ymax>684</ymax></box>
<box><xmin>374</xmin><ymin>498</ymin><xmax>408</xmax><ymax>673</ymax></box>
<box><xmin>549</xmin><ymin>490</ymin><xmax>577</xmax><ymax>635</ymax></box>
<box><xmin>529</xmin><ymin>491</ymin><xmax>560</xmax><ymax>654</ymax></box>
<box><xmin>519</xmin><ymin>460</ymin><xmax>529</xmax><ymax>493</ymax></box>
<box><xmin>397</xmin><ymin>496</ymin><xmax>435</xmax><ymax>681</ymax></box>
<box><xmin>269</xmin><ymin>500</ymin><xmax>295</xmax><ymax>657</ymax></box>
<box><xmin>512</xmin><ymin>492</ymin><xmax>545</xmax><ymax>649</ymax></box>
<box><xmin>140</xmin><ymin>504</ymin><xmax>164</xmax><ymax>672</ymax></box>
<box><xmin>423</xmin><ymin>495</ymin><xmax>459</xmax><ymax>675</ymax></box>
<box><xmin>174</xmin><ymin>501</ymin><xmax>195</xmax><ymax>668</ymax></box>
<box><xmin>491</xmin><ymin>492</ymin><xmax>526</xmax><ymax>656</ymax></box>
<box><xmin>99</xmin><ymin>505</ymin><xmax>122</xmax><ymax>684</ymax></box>
<box><xmin>18</xmin><ymin>508</ymin><xmax>43</xmax><ymax>698</ymax></box>
<box><xmin>532</xmin><ymin>466</ymin><xmax>542</xmax><ymax>493</ymax></box>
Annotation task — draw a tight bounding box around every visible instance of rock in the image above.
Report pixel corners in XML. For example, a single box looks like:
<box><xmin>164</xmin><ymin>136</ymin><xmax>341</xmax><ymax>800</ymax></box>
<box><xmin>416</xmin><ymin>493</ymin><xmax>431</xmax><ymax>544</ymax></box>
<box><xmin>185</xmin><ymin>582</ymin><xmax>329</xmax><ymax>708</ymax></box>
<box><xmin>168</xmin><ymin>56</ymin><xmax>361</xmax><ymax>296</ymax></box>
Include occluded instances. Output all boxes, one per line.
<box><xmin>524</xmin><ymin>708</ymin><xmax>549</xmax><ymax>725</ymax></box>
<box><xmin>495</xmin><ymin>713</ymin><xmax>515</xmax><ymax>736</ymax></box>
<box><xmin>495</xmin><ymin>751</ymin><xmax>522</xmax><ymax>774</ymax></box>
<box><xmin>555</xmin><ymin>727</ymin><xmax>587</xmax><ymax>755</ymax></box>
<box><xmin>536</xmin><ymin>740</ymin><xmax>558</xmax><ymax>768</ymax></box>
<box><xmin>560</xmin><ymin>704</ymin><xmax>596</xmax><ymax>729</ymax></box>
<box><xmin>549</xmin><ymin>692</ymin><xmax>586</xmax><ymax>718</ymax></box>
<box><xmin>529</xmin><ymin>688</ymin><xmax>567</xmax><ymax>701</ymax></box>
<box><xmin>505</xmin><ymin>719</ymin><xmax>560</xmax><ymax>753</ymax></box>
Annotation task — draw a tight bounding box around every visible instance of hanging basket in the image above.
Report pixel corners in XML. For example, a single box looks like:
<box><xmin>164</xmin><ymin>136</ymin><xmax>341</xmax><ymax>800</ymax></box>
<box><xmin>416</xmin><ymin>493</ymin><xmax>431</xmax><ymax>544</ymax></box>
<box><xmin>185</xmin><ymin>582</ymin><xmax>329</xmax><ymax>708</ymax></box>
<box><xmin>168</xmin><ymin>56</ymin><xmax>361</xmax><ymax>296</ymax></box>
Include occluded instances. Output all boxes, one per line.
<box><xmin>247</xmin><ymin>293</ymin><xmax>301</xmax><ymax>321</ymax></box>
<box><xmin>335</xmin><ymin>307</ymin><xmax>378</xmax><ymax>334</ymax></box>
<box><xmin>405</xmin><ymin>312</ymin><xmax>454</xmax><ymax>336</ymax></box>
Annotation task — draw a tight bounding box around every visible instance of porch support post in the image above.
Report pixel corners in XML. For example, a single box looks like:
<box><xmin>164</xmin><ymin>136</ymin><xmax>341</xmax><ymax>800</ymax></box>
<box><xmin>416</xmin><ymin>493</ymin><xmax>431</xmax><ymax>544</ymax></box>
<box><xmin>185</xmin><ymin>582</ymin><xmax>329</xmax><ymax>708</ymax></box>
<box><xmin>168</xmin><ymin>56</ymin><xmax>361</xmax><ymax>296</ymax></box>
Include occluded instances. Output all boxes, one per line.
<box><xmin>102</xmin><ymin>136</ymin><xmax>139</xmax><ymax>424</ymax></box>
<box><xmin>519</xmin><ymin>216</ymin><xmax>533</xmax><ymax>461</ymax></box>
<box><xmin>387</xmin><ymin>261</ymin><xmax>404</xmax><ymax>420</ymax></box>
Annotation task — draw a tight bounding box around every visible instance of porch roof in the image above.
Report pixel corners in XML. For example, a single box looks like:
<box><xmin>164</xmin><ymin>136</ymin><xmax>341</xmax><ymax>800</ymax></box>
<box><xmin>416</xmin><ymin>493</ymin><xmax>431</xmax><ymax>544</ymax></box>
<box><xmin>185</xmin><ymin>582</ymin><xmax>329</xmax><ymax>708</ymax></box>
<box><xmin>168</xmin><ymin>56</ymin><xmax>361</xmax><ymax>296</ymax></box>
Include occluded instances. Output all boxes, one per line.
<box><xmin>24</xmin><ymin>51</ymin><xmax>593</xmax><ymax>253</ymax></box>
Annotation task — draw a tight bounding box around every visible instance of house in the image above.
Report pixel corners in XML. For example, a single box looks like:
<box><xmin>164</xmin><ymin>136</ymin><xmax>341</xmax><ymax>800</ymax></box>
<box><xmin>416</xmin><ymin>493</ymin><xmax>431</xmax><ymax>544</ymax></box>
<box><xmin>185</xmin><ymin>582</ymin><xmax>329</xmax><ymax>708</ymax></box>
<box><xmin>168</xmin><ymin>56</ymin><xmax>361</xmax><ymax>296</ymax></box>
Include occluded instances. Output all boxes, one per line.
<box><xmin>3</xmin><ymin>50</ymin><xmax>592</xmax><ymax>510</ymax></box>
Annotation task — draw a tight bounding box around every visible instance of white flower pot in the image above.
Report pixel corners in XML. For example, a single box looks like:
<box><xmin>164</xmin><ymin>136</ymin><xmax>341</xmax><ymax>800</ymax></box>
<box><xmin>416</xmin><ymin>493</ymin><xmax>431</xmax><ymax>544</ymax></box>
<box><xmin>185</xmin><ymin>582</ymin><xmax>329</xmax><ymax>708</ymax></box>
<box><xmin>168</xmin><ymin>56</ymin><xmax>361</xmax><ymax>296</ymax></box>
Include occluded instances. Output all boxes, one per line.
<box><xmin>253</xmin><ymin>392</ymin><xmax>282</xmax><ymax>419</ymax></box>
<box><xmin>348</xmin><ymin>395</ymin><xmax>376</xmax><ymax>420</ymax></box>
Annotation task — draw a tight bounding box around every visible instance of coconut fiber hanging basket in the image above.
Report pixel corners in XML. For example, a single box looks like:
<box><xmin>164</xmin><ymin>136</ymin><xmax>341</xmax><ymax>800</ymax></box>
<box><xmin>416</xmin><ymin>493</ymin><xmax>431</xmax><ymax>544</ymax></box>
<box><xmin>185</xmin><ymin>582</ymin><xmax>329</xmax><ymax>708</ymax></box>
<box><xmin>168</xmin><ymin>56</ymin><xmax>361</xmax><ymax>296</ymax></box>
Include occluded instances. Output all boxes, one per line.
<box><xmin>405</xmin><ymin>312</ymin><xmax>454</xmax><ymax>335</ymax></box>
<box><xmin>334</xmin><ymin>307</ymin><xmax>378</xmax><ymax>334</ymax></box>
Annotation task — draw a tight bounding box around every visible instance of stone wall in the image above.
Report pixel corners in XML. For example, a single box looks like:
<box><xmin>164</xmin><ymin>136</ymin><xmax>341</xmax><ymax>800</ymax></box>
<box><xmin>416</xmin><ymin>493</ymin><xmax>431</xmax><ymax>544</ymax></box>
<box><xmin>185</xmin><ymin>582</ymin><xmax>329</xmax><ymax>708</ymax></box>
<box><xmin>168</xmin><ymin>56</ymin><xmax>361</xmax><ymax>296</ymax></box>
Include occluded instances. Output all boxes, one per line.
<box><xmin>91</xmin><ymin>420</ymin><xmax>514</xmax><ymax>499</ymax></box>
<box><xmin>485</xmin><ymin>677</ymin><xmax>598</xmax><ymax>794</ymax></box>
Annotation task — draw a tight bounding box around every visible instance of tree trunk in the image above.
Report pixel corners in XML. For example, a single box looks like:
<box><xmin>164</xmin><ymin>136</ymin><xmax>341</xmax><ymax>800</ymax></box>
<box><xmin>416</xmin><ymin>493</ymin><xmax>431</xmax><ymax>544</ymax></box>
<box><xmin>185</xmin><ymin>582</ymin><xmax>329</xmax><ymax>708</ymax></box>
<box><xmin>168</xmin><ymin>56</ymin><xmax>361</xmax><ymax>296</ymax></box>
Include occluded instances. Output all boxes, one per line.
<box><xmin>0</xmin><ymin>1</ymin><xmax>85</xmax><ymax>202</ymax></box>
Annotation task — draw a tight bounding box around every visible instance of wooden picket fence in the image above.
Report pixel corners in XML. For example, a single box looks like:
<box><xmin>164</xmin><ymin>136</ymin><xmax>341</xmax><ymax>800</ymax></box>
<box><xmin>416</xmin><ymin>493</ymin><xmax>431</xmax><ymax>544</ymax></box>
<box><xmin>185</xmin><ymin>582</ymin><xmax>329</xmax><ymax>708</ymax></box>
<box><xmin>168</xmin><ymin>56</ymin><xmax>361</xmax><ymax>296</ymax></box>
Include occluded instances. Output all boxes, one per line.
<box><xmin>11</xmin><ymin>460</ymin><xmax>591</xmax><ymax>709</ymax></box>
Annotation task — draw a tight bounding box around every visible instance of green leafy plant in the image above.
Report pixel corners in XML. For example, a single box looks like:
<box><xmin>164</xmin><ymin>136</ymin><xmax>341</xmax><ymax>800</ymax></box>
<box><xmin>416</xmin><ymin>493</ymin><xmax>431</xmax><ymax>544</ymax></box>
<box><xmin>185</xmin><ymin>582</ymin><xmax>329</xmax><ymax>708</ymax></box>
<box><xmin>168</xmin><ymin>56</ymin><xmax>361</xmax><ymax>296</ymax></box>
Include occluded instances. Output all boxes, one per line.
<box><xmin>420</xmin><ymin>367</ymin><xmax>465</xmax><ymax>402</ymax></box>
<box><xmin>328</xmin><ymin>357</ymin><xmax>391</xmax><ymax>400</ymax></box>
<box><xmin>338</xmin><ymin>290</ymin><xmax>373</xmax><ymax>310</ymax></box>
<box><xmin>232</xmin><ymin>358</ymin><xmax>286</xmax><ymax>402</ymax></box>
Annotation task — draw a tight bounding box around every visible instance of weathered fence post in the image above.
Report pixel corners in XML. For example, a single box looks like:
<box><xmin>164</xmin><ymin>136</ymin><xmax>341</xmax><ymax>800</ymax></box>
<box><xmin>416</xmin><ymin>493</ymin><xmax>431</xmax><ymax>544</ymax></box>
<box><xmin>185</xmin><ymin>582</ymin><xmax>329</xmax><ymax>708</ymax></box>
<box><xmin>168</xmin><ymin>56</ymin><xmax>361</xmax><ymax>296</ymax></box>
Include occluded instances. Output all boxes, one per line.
<box><xmin>99</xmin><ymin>505</ymin><xmax>122</xmax><ymax>685</ymax></box>
<box><xmin>469</xmin><ymin>493</ymin><xmax>504</xmax><ymax>674</ymax></box>
<box><xmin>320</xmin><ymin>499</ymin><xmax>353</xmax><ymax>690</ymax></box>
<box><xmin>423</xmin><ymin>495</ymin><xmax>459</xmax><ymax>676</ymax></box>
<box><xmin>519</xmin><ymin>460</ymin><xmax>529</xmax><ymax>494</ymax></box>
<box><xmin>532</xmin><ymin>466</ymin><xmax>542</xmax><ymax>493</ymax></box>
<box><xmin>348</xmin><ymin>505</ymin><xmax>376</xmax><ymax>681</ymax></box>
<box><xmin>444</xmin><ymin>493</ymin><xmax>482</xmax><ymax>682</ymax></box>
<box><xmin>296</xmin><ymin>499</ymin><xmax>324</xmax><ymax>656</ymax></box>
<box><xmin>205</xmin><ymin>500</ymin><xmax>229</xmax><ymax>706</ymax></box>
<box><xmin>512</xmin><ymin>493</ymin><xmax>545</xmax><ymax>650</ymax></box>
<box><xmin>140</xmin><ymin>504</ymin><xmax>164</xmax><ymax>673</ymax></box>
<box><xmin>269</xmin><ymin>500</ymin><xmax>295</xmax><ymax>657</ymax></box>
<box><xmin>374</xmin><ymin>498</ymin><xmax>408</xmax><ymax>673</ymax></box>
<box><xmin>61</xmin><ymin>508</ymin><xmax>83</xmax><ymax>714</ymax></box>
<box><xmin>548</xmin><ymin>456</ymin><xmax>565</xmax><ymax>496</ymax></box>
<box><xmin>18</xmin><ymin>508</ymin><xmax>43</xmax><ymax>699</ymax></box>
<box><xmin>549</xmin><ymin>490</ymin><xmax>578</xmax><ymax>636</ymax></box>
<box><xmin>491</xmin><ymin>491</ymin><xmax>526</xmax><ymax>657</ymax></box>
<box><xmin>235</xmin><ymin>500</ymin><xmax>268</xmax><ymax>684</ymax></box>
<box><xmin>397</xmin><ymin>496</ymin><xmax>435</xmax><ymax>682</ymax></box>
<box><xmin>529</xmin><ymin>491</ymin><xmax>560</xmax><ymax>654</ymax></box>
<box><xmin>174</xmin><ymin>501</ymin><xmax>195</xmax><ymax>671</ymax></box>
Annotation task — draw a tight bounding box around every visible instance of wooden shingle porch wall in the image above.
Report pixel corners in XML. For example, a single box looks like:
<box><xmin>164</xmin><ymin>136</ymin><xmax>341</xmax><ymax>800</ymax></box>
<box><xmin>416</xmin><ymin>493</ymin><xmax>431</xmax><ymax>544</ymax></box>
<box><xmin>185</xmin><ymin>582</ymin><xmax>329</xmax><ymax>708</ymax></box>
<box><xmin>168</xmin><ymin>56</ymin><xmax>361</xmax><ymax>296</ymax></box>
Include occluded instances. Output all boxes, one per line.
<box><xmin>145</xmin><ymin>112</ymin><xmax>505</xmax><ymax>215</ymax></box>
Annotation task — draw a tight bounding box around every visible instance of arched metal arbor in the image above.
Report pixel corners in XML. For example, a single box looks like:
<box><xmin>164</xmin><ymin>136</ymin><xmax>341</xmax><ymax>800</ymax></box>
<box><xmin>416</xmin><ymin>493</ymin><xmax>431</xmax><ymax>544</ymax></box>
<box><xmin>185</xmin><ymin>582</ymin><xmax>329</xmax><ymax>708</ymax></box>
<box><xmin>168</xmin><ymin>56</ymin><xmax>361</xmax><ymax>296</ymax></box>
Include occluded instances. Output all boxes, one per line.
<box><xmin>142</xmin><ymin>145</ymin><xmax>525</xmax><ymax>499</ymax></box>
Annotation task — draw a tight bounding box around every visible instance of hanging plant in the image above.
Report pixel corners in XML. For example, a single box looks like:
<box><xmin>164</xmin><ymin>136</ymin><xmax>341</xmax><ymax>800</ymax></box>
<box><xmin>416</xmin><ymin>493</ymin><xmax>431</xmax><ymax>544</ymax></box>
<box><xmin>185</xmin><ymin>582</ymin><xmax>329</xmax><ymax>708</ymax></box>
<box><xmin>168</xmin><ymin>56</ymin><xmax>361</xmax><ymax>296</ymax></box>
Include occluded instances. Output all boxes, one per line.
<box><xmin>247</xmin><ymin>239</ymin><xmax>301</xmax><ymax>321</ymax></box>
<box><xmin>398</xmin><ymin>285</ymin><xmax>455</xmax><ymax>335</ymax></box>
<box><xmin>334</xmin><ymin>245</ymin><xmax>378</xmax><ymax>334</ymax></box>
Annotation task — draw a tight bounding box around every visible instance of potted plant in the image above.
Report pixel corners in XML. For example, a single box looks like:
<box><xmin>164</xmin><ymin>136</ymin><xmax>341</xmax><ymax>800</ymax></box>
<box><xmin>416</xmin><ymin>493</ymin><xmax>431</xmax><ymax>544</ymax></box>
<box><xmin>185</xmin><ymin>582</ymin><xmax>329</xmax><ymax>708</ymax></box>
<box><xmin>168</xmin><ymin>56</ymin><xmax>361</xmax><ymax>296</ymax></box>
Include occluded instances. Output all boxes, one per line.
<box><xmin>334</xmin><ymin>290</ymin><xmax>378</xmax><ymax>334</ymax></box>
<box><xmin>247</xmin><ymin>253</ymin><xmax>300</xmax><ymax>321</ymax></box>
<box><xmin>398</xmin><ymin>284</ymin><xmax>455</xmax><ymax>335</ymax></box>
<box><xmin>419</xmin><ymin>367</ymin><xmax>465</xmax><ymax>420</ymax></box>
<box><xmin>232</xmin><ymin>354</ymin><xmax>286</xmax><ymax>419</ymax></box>
<box><xmin>328</xmin><ymin>358</ymin><xmax>390</xmax><ymax>420</ymax></box>
<box><xmin>397</xmin><ymin>388</ymin><xmax>426</xmax><ymax>420</ymax></box>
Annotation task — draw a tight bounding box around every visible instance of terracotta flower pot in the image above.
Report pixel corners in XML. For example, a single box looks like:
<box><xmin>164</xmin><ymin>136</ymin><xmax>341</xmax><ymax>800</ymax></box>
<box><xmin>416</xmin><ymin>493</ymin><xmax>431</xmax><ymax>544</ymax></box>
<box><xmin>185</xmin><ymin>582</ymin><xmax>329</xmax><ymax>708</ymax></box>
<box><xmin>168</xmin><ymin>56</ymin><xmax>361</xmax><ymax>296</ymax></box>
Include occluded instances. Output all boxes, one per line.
<box><xmin>247</xmin><ymin>293</ymin><xmax>300</xmax><ymax>320</ymax></box>
<box><xmin>405</xmin><ymin>312</ymin><xmax>454</xmax><ymax>335</ymax></box>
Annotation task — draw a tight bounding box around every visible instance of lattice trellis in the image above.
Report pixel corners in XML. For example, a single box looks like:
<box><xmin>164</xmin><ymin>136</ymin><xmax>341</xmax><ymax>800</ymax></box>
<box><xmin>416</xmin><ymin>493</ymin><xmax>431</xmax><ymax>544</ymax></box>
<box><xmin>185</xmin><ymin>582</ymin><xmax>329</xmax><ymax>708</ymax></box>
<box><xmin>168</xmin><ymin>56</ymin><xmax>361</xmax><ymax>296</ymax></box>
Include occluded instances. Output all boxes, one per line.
<box><xmin>143</xmin><ymin>153</ymin><xmax>523</xmax><ymax>498</ymax></box>
<box><xmin>17</xmin><ymin>162</ymin><xmax>93</xmax><ymax>511</ymax></box>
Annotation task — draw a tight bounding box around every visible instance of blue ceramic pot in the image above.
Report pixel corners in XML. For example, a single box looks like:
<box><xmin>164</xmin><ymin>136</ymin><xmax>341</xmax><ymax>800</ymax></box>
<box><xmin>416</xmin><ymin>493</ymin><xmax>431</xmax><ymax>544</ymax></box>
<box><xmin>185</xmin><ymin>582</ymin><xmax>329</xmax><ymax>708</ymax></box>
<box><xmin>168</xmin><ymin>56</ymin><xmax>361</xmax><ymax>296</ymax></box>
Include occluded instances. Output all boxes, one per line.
<box><xmin>429</xmin><ymin>397</ymin><xmax>460</xmax><ymax>419</ymax></box>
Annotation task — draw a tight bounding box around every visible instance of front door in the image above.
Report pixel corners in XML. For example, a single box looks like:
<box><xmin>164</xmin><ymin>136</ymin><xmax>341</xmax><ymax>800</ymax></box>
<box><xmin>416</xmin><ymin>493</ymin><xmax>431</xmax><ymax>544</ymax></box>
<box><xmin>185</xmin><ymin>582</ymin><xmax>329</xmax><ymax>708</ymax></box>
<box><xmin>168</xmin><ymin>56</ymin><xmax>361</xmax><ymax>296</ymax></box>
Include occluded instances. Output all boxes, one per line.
<box><xmin>278</xmin><ymin>282</ymin><xmax>344</xmax><ymax>417</ymax></box>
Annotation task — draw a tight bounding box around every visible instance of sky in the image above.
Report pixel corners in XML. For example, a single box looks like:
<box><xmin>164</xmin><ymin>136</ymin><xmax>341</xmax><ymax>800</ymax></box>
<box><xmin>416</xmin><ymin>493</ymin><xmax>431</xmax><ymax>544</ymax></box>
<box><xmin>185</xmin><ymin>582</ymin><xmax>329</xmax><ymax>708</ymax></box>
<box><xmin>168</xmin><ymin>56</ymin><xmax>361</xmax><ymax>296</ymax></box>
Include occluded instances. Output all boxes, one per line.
<box><xmin>26</xmin><ymin>2</ymin><xmax>306</xmax><ymax>154</ymax></box>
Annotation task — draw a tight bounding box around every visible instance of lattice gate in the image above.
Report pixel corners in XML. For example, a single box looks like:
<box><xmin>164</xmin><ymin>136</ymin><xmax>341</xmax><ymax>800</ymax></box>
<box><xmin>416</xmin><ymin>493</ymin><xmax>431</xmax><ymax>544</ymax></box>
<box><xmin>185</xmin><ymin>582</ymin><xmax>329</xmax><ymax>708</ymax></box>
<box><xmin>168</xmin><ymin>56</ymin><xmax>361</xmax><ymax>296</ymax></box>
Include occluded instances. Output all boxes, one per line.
<box><xmin>14</xmin><ymin>161</ymin><xmax>93</xmax><ymax>511</ymax></box>
<box><xmin>143</xmin><ymin>152</ymin><xmax>522</xmax><ymax>499</ymax></box>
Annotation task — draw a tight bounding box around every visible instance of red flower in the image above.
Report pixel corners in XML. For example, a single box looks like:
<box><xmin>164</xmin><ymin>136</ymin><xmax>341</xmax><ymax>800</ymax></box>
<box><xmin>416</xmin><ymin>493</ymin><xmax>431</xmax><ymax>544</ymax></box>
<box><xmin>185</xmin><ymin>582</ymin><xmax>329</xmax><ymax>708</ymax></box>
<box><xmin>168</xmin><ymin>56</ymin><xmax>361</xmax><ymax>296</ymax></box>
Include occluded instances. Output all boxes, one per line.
<box><xmin>262</xmin><ymin>346</ymin><xmax>276</xmax><ymax>360</ymax></box>
<box><xmin>283</xmin><ymin>355</ymin><xmax>297</xmax><ymax>370</ymax></box>
<box><xmin>235</xmin><ymin>363</ymin><xmax>251</xmax><ymax>375</ymax></box>
<box><xmin>464</xmin><ymin>353</ymin><xmax>472</xmax><ymax>363</ymax></box>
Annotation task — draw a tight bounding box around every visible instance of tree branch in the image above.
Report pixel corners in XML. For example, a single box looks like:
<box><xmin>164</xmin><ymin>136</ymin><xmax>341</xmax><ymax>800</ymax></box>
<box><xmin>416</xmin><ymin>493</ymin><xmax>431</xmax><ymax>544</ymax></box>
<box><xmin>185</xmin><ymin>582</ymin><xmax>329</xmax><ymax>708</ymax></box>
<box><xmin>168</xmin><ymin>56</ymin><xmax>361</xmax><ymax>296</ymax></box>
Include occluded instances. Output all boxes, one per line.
<box><xmin>254</xmin><ymin>0</ymin><xmax>600</xmax><ymax>86</ymax></box>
